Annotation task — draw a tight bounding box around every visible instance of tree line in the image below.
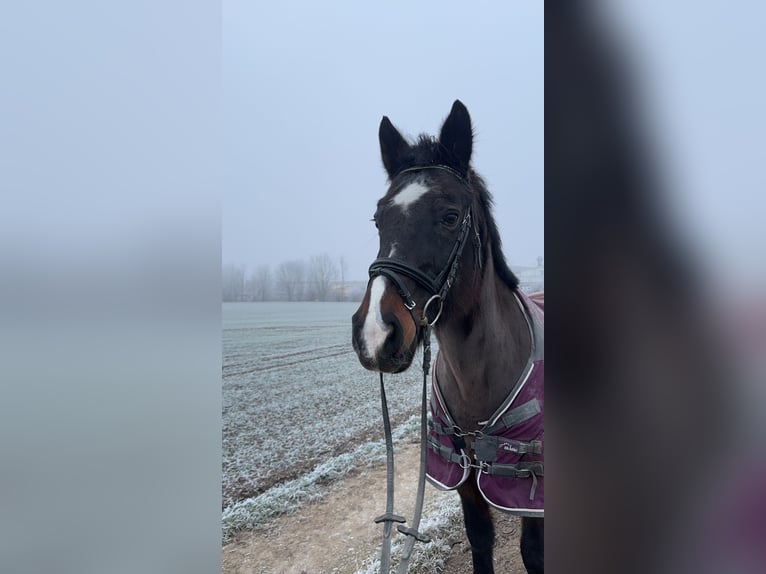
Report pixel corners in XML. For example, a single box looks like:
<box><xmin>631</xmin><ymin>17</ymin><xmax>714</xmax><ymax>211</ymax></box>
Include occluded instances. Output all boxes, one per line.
<box><xmin>222</xmin><ymin>253</ymin><xmax>353</xmax><ymax>302</ymax></box>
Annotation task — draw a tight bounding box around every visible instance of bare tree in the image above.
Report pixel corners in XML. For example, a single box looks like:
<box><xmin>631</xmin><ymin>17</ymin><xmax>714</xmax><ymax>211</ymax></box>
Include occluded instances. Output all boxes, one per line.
<box><xmin>308</xmin><ymin>253</ymin><xmax>338</xmax><ymax>301</ymax></box>
<box><xmin>222</xmin><ymin>264</ymin><xmax>246</xmax><ymax>302</ymax></box>
<box><xmin>246</xmin><ymin>264</ymin><xmax>272</xmax><ymax>301</ymax></box>
<box><xmin>338</xmin><ymin>255</ymin><xmax>348</xmax><ymax>301</ymax></box>
<box><xmin>276</xmin><ymin>260</ymin><xmax>306</xmax><ymax>301</ymax></box>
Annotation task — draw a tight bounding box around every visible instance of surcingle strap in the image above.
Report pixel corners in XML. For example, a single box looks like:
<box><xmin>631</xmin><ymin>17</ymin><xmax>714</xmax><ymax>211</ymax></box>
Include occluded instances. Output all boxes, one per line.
<box><xmin>486</xmin><ymin>462</ymin><xmax>544</xmax><ymax>502</ymax></box>
<box><xmin>487</xmin><ymin>461</ymin><xmax>544</xmax><ymax>477</ymax></box>
<box><xmin>483</xmin><ymin>398</ymin><xmax>542</xmax><ymax>435</ymax></box>
<box><xmin>473</xmin><ymin>435</ymin><xmax>544</xmax><ymax>461</ymax></box>
<box><xmin>428</xmin><ymin>418</ymin><xmax>461</xmax><ymax>437</ymax></box>
<box><xmin>427</xmin><ymin>436</ymin><xmax>465</xmax><ymax>466</ymax></box>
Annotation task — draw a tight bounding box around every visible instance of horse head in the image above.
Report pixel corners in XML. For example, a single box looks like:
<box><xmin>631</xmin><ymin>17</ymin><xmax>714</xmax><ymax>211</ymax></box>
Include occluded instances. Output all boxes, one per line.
<box><xmin>352</xmin><ymin>100</ymin><xmax>516</xmax><ymax>373</ymax></box>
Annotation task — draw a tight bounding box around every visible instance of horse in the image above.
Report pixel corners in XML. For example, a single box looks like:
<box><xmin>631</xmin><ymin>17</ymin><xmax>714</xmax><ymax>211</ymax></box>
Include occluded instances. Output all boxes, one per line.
<box><xmin>351</xmin><ymin>100</ymin><xmax>544</xmax><ymax>574</ymax></box>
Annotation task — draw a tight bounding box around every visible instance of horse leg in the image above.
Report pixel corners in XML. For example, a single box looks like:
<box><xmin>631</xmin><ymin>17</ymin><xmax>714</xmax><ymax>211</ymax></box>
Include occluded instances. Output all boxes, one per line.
<box><xmin>457</xmin><ymin>476</ymin><xmax>495</xmax><ymax>574</ymax></box>
<box><xmin>520</xmin><ymin>516</ymin><xmax>544</xmax><ymax>573</ymax></box>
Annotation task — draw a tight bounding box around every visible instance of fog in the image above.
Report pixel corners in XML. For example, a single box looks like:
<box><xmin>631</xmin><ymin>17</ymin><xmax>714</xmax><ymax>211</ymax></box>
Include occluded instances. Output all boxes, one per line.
<box><xmin>222</xmin><ymin>1</ymin><xmax>544</xmax><ymax>281</ymax></box>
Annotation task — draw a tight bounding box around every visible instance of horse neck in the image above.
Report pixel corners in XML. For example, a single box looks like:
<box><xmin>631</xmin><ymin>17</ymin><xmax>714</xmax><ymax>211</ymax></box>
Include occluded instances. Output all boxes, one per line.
<box><xmin>433</xmin><ymin>257</ymin><xmax>531</xmax><ymax>430</ymax></box>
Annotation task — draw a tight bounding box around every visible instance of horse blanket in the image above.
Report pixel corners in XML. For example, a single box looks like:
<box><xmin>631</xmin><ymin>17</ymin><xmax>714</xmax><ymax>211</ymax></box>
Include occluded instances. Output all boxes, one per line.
<box><xmin>426</xmin><ymin>290</ymin><xmax>544</xmax><ymax>517</ymax></box>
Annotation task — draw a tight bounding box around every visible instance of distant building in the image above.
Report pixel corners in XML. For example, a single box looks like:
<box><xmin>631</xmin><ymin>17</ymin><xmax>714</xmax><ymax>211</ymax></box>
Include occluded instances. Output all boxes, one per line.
<box><xmin>329</xmin><ymin>280</ymin><xmax>368</xmax><ymax>302</ymax></box>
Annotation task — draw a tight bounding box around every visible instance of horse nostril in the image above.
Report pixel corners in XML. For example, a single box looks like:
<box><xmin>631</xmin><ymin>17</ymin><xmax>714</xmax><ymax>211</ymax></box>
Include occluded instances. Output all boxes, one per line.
<box><xmin>381</xmin><ymin>311</ymin><xmax>403</xmax><ymax>352</ymax></box>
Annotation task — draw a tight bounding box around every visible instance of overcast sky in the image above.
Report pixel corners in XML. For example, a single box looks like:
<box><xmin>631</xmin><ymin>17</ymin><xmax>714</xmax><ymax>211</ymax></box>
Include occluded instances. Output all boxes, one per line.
<box><xmin>222</xmin><ymin>2</ymin><xmax>543</xmax><ymax>281</ymax></box>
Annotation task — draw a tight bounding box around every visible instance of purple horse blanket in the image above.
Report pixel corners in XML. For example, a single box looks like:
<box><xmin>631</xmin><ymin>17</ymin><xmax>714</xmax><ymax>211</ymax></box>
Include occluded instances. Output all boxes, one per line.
<box><xmin>426</xmin><ymin>290</ymin><xmax>544</xmax><ymax>517</ymax></box>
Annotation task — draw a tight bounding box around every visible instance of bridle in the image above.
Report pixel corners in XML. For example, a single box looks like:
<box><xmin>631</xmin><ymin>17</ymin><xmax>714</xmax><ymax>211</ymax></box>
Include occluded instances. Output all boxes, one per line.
<box><xmin>369</xmin><ymin>164</ymin><xmax>481</xmax><ymax>330</ymax></box>
<box><xmin>367</xmin><ymin>164</ymin><xmax>481</xmax><ymax>573</ymax></box>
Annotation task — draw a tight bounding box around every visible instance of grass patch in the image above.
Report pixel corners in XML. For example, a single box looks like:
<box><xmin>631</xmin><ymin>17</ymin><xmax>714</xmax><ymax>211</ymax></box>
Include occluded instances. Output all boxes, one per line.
<box><xmin>353</xmin><ymin>494</ymin><xmax>464</xmax><ymax>574</ymax></box>
<box><xmin>222</xmin><ymin>415</ymin><xmax>420</xmax><ymax>543</ymax></box>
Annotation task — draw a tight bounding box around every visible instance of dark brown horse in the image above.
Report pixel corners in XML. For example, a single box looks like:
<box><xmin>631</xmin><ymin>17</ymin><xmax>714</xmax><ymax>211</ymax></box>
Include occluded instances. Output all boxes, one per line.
<box><xmin>352</xmin><ymin>101</ymin><xmax>544</xmax><ymax>573</ymax></box>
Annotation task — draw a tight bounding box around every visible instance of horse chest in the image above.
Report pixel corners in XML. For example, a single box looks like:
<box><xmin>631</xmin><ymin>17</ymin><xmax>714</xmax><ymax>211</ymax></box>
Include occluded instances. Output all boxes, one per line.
<box><xmin>426</xmin><ymin>353</ymin><xmax>545</xmax><ymax>517</ymax></box>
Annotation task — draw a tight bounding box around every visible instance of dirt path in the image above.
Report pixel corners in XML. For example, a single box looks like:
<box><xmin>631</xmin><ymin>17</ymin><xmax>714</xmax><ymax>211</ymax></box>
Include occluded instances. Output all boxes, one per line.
<box><xmin>223</xmin><ymin>442</ymin><xmax>527</xmax><ymax>574</ymax></box>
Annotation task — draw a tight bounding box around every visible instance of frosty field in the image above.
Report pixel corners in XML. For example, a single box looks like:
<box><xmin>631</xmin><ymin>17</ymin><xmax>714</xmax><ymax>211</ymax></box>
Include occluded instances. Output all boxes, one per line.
<box><xmin>222</xmin><ymin>302</ymin><xmax>529</xmax><ymax>573</ymax></box>
<box><xmin>222</xmin><ymin>302</ymin><xmax>424</xmax><ymax>515</ymax></box>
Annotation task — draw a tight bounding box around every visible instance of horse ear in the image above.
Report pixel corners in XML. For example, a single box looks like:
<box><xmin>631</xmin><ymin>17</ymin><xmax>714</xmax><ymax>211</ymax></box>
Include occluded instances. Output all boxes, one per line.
<box><xmin>438</xmin><ymin>100</ymin><xmax>473</xmax><ymax>172</ymax></box>
<box><xmin>379</xmin><ymin>116</ymin><xmax>409</xmax><ymax>179</ymax></box>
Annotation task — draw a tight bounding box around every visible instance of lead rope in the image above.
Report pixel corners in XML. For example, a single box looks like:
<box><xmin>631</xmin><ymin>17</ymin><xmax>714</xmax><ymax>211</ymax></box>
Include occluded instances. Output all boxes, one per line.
<box><xmin>376</xmin><ymin>322</ymin><xmax>432</xmax><ymax>573</ymax></box>
<box><xmin>395</xmin><ymin>324</ymin><xmax>432</xmax><ymax>574</ymax></box>
<box><xmin>374</xmin><ymin>374</ymin><xmax>405</xmax><ymax>573</ymax></box>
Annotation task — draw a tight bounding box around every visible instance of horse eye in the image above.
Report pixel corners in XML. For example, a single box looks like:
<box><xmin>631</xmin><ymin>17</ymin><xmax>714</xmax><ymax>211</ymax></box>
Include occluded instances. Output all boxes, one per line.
<box><xmin>442</xmin><ymin>212</ymin><xmax>460</xmax><ymax>227</ymax></box>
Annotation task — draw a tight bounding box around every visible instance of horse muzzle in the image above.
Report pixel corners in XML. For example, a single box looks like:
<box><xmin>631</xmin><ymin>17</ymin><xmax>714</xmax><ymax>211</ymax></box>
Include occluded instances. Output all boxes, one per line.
<box><xmin>351</xmin><ymin>276</ymin><xmax>419</xmax><ymax>373</ymax></box>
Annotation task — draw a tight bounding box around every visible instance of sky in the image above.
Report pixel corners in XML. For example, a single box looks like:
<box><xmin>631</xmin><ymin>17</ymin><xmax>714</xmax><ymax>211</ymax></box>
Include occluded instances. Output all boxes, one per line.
<box><xmin>222</xmin><ymin>1</ymin><xmax>543</xmax><ymax>282</ymax></box>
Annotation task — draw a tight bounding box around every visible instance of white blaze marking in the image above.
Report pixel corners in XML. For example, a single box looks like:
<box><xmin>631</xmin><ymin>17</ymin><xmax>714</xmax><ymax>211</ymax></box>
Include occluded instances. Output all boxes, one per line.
<box><xmin>391</xmin><ymin>181</ymin><xmax>430</xmax><ymax>212</ymax></box>
<box><xmin>362</xmin><ymin>275</ymin><xmax>391</xmax><ymax>359</ymax></box>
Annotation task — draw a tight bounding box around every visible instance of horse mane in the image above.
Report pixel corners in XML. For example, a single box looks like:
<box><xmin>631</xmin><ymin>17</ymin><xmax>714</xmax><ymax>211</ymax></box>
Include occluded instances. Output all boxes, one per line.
<box><xmin>466</xmin><ymin>169</ymin><xmax>521</xmax><ymax>290</ymax></box>
<box><xmin>393</xmin><ymin>135</ymin><xmax>521</xmax><ymax>291</ymax></box>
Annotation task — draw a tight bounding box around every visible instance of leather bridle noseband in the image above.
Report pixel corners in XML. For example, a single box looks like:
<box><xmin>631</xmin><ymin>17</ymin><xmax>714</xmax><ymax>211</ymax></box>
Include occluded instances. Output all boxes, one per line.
<box><xmin>368</xmin><ymin>164</ymin><xmax>481</xmax><ymax>573</ymax></box>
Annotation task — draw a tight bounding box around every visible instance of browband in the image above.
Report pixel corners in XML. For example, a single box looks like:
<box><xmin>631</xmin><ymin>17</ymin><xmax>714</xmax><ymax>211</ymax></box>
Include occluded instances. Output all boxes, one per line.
<box><xmin>395</xmin><ymin>164</ymin><xmax>471</xmax><ymax>189</ymax></box>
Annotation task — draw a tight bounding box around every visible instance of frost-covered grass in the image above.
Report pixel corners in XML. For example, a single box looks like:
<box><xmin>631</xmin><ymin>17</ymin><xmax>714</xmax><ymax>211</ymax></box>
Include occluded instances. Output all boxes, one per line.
<box><xmin>223</xmin><ymin>301</ymin><xmax>429</xmax><ymax>510</ymax></box>
<box><xmin>222</xmin><ymin>414</ymin><xmax>420</xmax><ymax>543</ymax></box>
<box><xmin>353</xmin><ymin>493</ymin><xmax>465</xmax><ymax>574</ymax></box>
<box><xmin>222</xmin><ymin>302</ymin><xmax>477</xmax><ymax>569</ymax></box>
